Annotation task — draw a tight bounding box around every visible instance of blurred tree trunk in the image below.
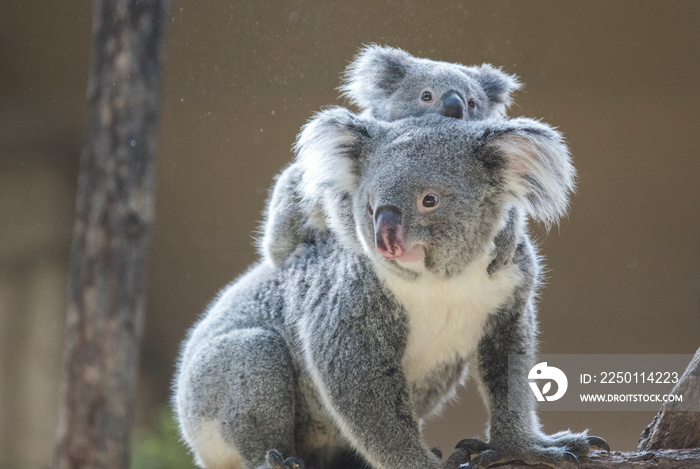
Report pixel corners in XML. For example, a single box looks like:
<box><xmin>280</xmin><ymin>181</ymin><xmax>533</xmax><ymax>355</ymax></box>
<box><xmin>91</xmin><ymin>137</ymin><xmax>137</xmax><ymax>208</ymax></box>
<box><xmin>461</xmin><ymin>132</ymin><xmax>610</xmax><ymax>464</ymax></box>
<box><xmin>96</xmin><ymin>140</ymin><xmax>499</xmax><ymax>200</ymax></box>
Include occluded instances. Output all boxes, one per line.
<box><xmin>53</xmin><ymin>0</ymin><xmax>169</xmax><ymax>468</ymax></box>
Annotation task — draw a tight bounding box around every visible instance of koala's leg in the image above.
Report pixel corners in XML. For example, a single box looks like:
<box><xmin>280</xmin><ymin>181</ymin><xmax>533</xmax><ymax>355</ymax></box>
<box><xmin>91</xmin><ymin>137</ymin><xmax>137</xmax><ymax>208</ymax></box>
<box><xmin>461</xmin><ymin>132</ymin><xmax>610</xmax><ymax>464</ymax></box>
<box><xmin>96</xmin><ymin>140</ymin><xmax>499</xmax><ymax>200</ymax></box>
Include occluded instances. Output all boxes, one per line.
<box><xmin>260</xmin><ymin>164</ymin><xmax>312</xmax><ymax>266</ymax></box>
<box><xmin>297</xmin><ymin>296</ymin><xmax>470</xmax><ymax>469</ymax></box>
<box><xmin>178</xmin><ymin>328</ymin><xmax>299</xmax><ymax>469</ymax></box>
<box><xmin>470</xmin><ymin>304</ymin><xmax>607</xmax><ymax>469</ymax></box>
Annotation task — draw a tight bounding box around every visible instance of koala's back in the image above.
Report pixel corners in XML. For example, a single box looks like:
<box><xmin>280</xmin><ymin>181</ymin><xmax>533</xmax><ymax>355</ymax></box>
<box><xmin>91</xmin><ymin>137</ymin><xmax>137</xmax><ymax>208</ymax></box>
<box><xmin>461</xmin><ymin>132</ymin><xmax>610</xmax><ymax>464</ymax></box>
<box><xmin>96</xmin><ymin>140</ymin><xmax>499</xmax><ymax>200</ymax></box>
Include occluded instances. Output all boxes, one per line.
<box><xmin>177</xmin><ymin>233</ymin><xmax>354</xmax><ymax>403</ymax></box>
<box><xmin>175</xmin><ymin>233</ymin><xmax>395</xmax><ymax>467</ymax></box>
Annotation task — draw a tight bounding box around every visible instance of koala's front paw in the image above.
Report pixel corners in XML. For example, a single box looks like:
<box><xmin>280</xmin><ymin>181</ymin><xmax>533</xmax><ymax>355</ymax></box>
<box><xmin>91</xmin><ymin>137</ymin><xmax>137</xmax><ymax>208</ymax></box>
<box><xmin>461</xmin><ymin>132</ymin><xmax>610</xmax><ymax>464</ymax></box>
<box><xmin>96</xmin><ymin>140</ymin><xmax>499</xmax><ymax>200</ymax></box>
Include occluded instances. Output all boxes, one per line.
<box><xmin>266</xmin><ymin>450</ymin><xmax>306</xmax><ymax>469</ymax></box>
<box><xmin>468</xmin><ymin>446</ymin><xmax>580</xmax><ymax>469</ymax></box>
<box><xmin>538</xmin><ymin>431</ymin><xmax>610</xmax><ymax>456</ymax></box>
<box><xmin>460</xmin><ymin>433</ymin><xmax>609</xmax><ymax>469</ymax></box>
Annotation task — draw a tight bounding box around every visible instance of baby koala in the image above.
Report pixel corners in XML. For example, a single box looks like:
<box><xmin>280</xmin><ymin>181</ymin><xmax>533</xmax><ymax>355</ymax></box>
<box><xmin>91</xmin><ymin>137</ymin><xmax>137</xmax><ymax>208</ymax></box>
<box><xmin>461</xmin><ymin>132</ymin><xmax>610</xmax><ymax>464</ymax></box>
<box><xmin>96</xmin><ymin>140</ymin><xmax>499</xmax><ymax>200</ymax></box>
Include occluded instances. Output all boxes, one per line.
<box><xmin>260</xmin><ymin>45</ymin><xmax>521</xmax><ymax>271</ymax></box>
<box><xmin>175</xmin><ymin>108</ymin><xmax>607</xmax><ymax>469</ymax></box>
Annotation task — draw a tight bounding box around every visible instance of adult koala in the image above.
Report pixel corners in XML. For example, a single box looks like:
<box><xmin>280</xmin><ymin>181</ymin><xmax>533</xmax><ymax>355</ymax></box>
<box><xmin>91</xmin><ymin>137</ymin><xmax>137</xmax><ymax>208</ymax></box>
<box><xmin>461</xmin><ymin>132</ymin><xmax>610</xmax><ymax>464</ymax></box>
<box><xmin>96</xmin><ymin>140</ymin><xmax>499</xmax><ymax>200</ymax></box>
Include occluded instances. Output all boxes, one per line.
<box><xmin>260</xmin><ymin>45</ymin><xmax>521</xmax><ymax>269</ymax></box>
<box><xmin>174</xmin><ymin>108</ymin><xmax>607</xmax><ymax>469</ymax></box>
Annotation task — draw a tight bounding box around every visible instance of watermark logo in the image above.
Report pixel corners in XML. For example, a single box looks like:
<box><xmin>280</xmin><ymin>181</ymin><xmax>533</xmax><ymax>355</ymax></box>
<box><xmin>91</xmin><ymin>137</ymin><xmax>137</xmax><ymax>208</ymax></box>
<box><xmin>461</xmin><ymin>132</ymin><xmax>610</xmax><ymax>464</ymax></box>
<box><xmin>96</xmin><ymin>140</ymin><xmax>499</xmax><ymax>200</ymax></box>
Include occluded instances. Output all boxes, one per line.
<box><xmin>528</xmin><ymin>362</ymin><xmax>568</xmax><ymax>402</ymax></box>
<box><xmin>509</xmin><ymin>354</ymin><xmax>696</xmax><ymax>411</ymax></box>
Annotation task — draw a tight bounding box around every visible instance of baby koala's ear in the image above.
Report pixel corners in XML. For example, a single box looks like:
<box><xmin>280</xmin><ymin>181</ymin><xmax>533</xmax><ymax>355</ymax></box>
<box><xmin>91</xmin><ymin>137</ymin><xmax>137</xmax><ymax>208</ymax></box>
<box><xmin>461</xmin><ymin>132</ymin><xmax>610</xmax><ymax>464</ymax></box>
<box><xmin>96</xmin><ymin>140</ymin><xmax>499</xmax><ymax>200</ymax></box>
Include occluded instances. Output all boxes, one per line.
<box><xmin>483</xmin><ymin>118</ymin><xmax>575</xmax><ymax>226</ymax></box>
<box><xmin>339</xmin><ymin>44</ymin><xmax>413</xmax><ymax>110</ymax></box>
<box><xmin>470</xmin><ymin>64</ymin><xmax>522</xmax><ymax>116</ymax></box>
<box><xmin>295</xmin><ymin>106</ymin><xmax>373</xmax><ymax>201</ymax></box>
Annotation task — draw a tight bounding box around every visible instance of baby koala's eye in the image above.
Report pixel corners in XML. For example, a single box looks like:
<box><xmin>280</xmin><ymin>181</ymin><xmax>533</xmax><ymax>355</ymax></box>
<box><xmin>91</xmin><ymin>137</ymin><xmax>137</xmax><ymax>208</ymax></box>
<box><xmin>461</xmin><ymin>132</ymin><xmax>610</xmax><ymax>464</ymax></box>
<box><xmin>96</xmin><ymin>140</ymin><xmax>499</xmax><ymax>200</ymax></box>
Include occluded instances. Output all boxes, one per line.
<box><xmin>419</xmin><ymin>192</ymin><xmax>440</xmax><ymax>212</ymax></box>
<box><xmin>420</xmin><ymin>90</ymin><xmax>433</xmax><ymax>103</ymax></box>
<box><xmin>468</xmin><ymin>98</ymin><xmax>476</xmax><ymax>108</ymax></box>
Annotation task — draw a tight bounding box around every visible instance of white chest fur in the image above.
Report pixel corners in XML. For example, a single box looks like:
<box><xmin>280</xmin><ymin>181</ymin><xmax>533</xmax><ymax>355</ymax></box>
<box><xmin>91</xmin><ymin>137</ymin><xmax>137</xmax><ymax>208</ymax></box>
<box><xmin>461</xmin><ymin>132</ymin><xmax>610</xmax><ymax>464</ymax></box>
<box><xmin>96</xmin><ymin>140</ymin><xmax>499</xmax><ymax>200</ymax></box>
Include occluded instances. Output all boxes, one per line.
<box><xmin>380</xmin><ymin>254</ymin><xmax>521</xmax><ymax>384</ymax></box>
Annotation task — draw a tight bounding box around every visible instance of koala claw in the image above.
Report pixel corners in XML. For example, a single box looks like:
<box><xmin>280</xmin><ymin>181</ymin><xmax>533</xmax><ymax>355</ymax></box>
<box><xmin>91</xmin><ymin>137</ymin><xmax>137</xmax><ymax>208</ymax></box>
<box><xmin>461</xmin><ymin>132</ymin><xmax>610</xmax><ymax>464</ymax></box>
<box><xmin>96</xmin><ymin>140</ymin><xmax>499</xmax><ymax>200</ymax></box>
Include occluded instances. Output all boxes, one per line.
<box><xmin>284</xmin><ymin>457</ymin><xmax>305</xmax><ymax>469</ymax></box>
<box><xmin>266</xmin><ymin>450</ymin><xmax>306</xmax><ymax>469</ymax></box>
<box><xmin>431</xmin><ymin>446</ymin><xmax>444</xmax><ymax>460</ymax></box>
<box><xmin>561</xmin><ymin>451</ymin><xmax>580</xmax><ymax>468</ymax></box>
<box><xmin>586</xmin><ymin>435</ymin><xmax>610</xmax><ymax>453</ymax></box>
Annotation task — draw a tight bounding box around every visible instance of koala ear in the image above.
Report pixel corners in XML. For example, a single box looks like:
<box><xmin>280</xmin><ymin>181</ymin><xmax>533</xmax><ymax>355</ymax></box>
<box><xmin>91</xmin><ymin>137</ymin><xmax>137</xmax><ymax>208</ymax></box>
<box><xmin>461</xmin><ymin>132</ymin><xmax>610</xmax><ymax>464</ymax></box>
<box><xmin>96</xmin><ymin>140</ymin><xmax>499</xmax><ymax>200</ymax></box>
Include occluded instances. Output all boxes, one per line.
<box><xmin>483</xmin><ymin>118</ymin><xmax>575</xmax><ymax>226</ymax></box>
<box><xmin>339</xmin><ymin>44</ymin><xmax>412</xmax><ymax>110</ymax></box>
<box><xmin>295</xmin><ymin>106</ymin><xmax>372</xmax><ymax>203</ymax></box>
<box><xmin>471</xmin><ymin>64</ymin><xmax>522</xmax><ymax>116</ymax></box>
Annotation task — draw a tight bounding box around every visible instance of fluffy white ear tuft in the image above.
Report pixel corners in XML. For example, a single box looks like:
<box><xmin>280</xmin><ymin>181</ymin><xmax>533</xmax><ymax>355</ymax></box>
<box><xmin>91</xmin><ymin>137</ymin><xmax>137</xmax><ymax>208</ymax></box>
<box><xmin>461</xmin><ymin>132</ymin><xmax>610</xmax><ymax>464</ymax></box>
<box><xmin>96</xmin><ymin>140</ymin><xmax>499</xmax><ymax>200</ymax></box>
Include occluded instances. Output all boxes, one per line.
<box><xmin>474</xmin><ymin>64</ymin><xmax>522</xmax><ymax>115</ymax></box>
<box><xmin>294</xmin><ymin>107</ymin><xmax>372</xmax><ymax>241</ymax></box>
<box><xmin>295</xmin><ymin>107</ymin><xmax>371</xmax><ymax>202</ymax></box>
<box><xmin>486</xmin><ymin>118</ymin><xmax>576</xmax><ymax>227</ymax></box>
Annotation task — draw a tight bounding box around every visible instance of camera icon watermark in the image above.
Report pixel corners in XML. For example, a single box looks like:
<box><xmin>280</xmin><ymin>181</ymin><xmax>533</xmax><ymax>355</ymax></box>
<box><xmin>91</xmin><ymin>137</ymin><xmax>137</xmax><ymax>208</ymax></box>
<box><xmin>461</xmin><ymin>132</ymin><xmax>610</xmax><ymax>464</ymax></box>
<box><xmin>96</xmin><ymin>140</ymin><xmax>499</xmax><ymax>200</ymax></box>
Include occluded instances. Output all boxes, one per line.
<box><xmin>528</xmin><ymin>362</ymin><xmax>568</xmax><ymax>402</ymax></box>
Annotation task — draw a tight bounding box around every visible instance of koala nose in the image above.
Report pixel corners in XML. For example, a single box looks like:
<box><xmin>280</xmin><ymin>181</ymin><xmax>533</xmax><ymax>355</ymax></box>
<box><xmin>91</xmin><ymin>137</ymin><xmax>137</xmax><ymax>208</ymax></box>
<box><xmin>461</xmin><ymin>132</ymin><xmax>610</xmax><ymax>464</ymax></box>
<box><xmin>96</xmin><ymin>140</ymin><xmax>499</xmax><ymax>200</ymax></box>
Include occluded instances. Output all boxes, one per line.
<box><xmin>441</xmin><ymin>91</ymin><xmax>464</xmax><ymax>119</ymax></box>
<box><xmin>374</xmin><ymin>206</ymin><xmax>405</xmax><ymax>259</ymax></box>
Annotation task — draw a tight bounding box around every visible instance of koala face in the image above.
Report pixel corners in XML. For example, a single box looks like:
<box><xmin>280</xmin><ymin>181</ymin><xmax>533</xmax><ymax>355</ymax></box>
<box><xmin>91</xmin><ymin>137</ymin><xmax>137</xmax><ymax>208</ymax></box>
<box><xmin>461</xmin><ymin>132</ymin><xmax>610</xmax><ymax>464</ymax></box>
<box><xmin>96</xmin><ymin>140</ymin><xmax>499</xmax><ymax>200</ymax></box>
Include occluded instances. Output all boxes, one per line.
<box><xmin>296</xmin><ymin>109</ymin><xmax>574</xmax><ymax>279</ymax></box>
<box><xmin>340</xmin><ymin>45</ymin><xmax>521</xmax><ymax>122</ymax></box>
<box><xmin>351</xmin><ymin>118</ymin><xmax>505</xmax><ymax>277</ymax></box>
<box><xmin>380</xmin><ymin>68</ymin><xmax>489</xmax><ymax>122</ymax></box>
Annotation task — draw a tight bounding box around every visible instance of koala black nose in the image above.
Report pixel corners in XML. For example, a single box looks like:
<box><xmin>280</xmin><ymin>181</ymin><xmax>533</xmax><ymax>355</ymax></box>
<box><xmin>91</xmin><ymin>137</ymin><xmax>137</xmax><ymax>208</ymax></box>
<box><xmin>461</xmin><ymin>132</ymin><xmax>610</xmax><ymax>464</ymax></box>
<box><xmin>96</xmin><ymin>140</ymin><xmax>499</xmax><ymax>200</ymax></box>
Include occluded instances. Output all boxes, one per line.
<box><xmin>374</xmin><ymin>206</ymin><xmax>405</xmax><ymax>259</ymax></box>
<box><xmin>441</xmin><ymin>91</ymin><xmax>464</xmax><ymax>119</ymax></box>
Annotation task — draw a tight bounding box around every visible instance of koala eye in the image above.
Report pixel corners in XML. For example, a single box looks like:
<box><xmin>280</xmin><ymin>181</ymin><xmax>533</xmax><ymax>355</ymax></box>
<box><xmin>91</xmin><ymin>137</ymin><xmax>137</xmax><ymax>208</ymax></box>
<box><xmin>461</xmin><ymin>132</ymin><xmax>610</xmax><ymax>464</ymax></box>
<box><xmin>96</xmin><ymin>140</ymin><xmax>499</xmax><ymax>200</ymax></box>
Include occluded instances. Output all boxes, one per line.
<box><xmin>419</xmin><ymin>193</ymin><xmax>440</xmax><ymax>211</ymax></box>
<box><xmin>367</xmin><ymin>204</ymin><xmax>374</xmax><ymax>216</ymax></box>
<box><xmin>420</xmin><ymin>90</ymin><xmax>433</xmax><ymax>103</ymax></box>
<box><xmin>423</xmin><ymin>193</ymin><xmax>439</xmax><ymax>207</ymax></box>
<box><xmin>468</xmin><ymin>98</ymin><xmax>476</xmax><ymax>108</ymax></box>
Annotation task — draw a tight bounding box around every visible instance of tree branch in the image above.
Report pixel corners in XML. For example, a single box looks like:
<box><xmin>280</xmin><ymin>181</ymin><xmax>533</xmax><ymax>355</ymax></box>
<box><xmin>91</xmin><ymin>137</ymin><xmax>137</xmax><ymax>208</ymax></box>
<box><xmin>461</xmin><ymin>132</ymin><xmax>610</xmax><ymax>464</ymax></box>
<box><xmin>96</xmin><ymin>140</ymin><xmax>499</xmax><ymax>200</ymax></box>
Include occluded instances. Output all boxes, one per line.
<box><xmin>496</xmin><ymin>449</ymin><xmax>700</xmax><ymax>469</ymax></box>
<box><xmin>638</xmin><ymin>347</ymin><xmax>700</xmax><ymax>451</ymax></box>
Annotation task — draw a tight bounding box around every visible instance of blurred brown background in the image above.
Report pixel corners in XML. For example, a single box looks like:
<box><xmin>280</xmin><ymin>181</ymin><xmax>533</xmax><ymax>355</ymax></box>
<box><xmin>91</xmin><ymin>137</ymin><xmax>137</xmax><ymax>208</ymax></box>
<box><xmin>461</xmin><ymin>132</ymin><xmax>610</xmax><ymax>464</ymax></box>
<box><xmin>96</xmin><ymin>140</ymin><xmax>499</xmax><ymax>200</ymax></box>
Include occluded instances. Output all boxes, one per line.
<box><xmin>1</xmin><ymin>1</ymin><xmax>699</xmax><ymax>467</ymax></box>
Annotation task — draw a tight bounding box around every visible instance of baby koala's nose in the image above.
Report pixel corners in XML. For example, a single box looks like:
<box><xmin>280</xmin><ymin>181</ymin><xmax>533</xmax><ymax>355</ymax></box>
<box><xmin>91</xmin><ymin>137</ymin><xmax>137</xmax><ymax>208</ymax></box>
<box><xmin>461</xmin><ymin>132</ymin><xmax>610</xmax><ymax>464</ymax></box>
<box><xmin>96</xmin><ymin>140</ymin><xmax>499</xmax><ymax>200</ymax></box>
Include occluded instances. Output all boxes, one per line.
<box><xmin>441</xmin><ymin>91</ymin><xmax>464</xmax><ymax>119</ymax></box>
<box><xmin>374</xmin><ymin>207</ymin><xmax>405</xmax><ymax>259</ymax></box>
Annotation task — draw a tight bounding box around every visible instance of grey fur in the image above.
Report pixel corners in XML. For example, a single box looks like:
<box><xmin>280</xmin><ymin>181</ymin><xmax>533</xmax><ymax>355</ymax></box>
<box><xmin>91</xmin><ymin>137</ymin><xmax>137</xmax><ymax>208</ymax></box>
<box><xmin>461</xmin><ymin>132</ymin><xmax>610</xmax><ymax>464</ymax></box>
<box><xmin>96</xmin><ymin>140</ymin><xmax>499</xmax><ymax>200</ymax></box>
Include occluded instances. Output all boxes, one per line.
<box><xmin>259</xmin><ymin>45</ymin><xmax>522</xmax><ymax>268</ymax></box>
<box><xmin>487</xmin><ymin>207</ymin><xmax>520</xmax><ymax>275</ymax></box>
<box><xmin>174</xmin><ymin>109</ymin><xmax>597</xmax><ymax>469</ymax></box>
